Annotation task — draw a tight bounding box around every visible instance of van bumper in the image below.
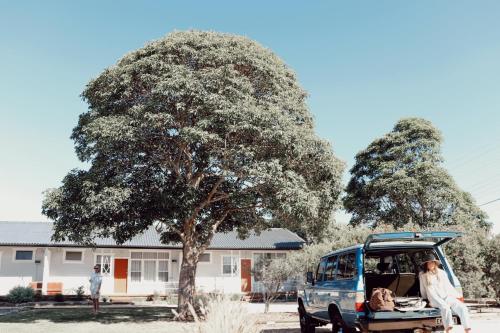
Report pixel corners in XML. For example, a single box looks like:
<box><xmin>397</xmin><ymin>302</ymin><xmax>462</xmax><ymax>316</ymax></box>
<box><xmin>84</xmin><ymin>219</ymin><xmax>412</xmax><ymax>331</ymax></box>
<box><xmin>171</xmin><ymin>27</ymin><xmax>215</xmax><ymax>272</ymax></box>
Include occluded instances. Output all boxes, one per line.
<box><xmin>359</xmin><ymin>315</ymin><xmax>460</xmax><ymax>331</ymax></box>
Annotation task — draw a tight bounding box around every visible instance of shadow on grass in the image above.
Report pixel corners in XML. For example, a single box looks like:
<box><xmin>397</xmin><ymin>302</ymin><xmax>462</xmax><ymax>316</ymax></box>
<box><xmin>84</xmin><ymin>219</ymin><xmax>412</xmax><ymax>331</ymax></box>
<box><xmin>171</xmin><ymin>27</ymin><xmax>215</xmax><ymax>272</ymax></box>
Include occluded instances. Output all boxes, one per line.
<box><xmin>262</xmin><ymin>329</ymin><xmax>333</xmax><ymax>333</ymax></box>
<box><xmin>261</xmin><ymin>325</ymin><xmax>332</xmax><ymax>333</ymax></box>
<box><xmin>0</xmin><ymin>307</ymin><xmax>175</xmax><ymax>324</ymax></box>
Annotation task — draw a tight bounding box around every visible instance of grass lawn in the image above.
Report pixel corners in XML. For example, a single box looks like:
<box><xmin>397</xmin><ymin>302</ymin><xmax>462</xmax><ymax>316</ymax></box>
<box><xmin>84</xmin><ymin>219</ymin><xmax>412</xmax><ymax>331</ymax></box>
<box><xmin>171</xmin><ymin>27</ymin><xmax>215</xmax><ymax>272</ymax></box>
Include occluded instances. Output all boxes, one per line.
<box><xmin>0</xmin><ymin>306</ymin><xmax>195</xmax><ymax>333</ymax></box>
<box><xmin>0</xmin><ymin>306</ymin><xmax>173</xmax><ymax>324</ymax></box>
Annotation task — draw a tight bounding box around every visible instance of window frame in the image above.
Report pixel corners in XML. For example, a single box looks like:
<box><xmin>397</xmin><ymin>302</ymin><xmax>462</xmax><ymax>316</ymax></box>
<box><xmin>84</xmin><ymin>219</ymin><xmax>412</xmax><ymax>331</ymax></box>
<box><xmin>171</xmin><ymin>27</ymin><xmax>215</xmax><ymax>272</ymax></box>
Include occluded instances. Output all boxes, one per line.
<box><xmin>158</xmin><ymin>258</ymin><xmax>169</xmax><ymax>282</ymax></box>
<box><xmin>12</xmin><ymin>248</ymin><xmax>35</xmax><ymax>263</ymax></box>
<box><xmin>63</xmin><ymin>249</ymin><xmax>84</xmax><ymax>264</ymax></box>
<box><xmin>198</xmin><ymin>252</ymin><xmax>212</xmax><ymax>264</ymax></box>
<box><xmin>129</xmin><ymin>250</ymin><xmax>171</xmax><ymax>283</ymax></box>
<box><xmin>94</xmin><ymin>254</ymin><xmax>113</xmax><ymax>276</ymax></box>
<box><xmin>221</xmin><ymin>255</ymin><xmax>239</xmax><ymax>277</ymax></box>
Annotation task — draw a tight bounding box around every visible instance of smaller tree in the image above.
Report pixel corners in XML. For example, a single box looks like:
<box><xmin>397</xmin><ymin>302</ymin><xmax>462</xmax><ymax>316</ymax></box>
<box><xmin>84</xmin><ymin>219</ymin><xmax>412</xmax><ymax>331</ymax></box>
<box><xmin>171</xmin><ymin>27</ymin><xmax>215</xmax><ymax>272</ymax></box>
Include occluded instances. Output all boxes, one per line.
<box><xmin>344</xmin><ymin>117</ymin><xmax>489</xmax><ymax>229</ymax></box>
<box><xmin>482</xmin><ymin>234</ymin><xmax>500</xmax><ymax>301</ymax></box>
<box><xmin>252</xmin><ymin>257</ymin><xmax>298</xmax><ymax>312</ymax></box>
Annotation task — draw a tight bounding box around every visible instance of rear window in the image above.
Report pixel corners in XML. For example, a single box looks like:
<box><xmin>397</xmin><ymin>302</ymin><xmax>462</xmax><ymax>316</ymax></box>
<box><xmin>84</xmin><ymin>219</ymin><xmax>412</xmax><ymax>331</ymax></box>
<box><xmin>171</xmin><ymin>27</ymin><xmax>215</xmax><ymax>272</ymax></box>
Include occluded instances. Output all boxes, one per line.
<box><xmin>395</xmin><ymin>253</ymin><xmax>415</xmax><ymax>273</ymax></box>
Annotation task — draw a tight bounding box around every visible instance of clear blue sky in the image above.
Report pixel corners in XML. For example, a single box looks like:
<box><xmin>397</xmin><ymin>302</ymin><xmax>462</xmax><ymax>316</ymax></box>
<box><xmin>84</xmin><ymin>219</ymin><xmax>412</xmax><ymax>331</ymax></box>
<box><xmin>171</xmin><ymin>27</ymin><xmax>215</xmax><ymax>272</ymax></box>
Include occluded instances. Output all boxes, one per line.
<box><xmin>1</xmin><ymin>1</ymin><xmax>499</xmax><ymax>232</ymax></box>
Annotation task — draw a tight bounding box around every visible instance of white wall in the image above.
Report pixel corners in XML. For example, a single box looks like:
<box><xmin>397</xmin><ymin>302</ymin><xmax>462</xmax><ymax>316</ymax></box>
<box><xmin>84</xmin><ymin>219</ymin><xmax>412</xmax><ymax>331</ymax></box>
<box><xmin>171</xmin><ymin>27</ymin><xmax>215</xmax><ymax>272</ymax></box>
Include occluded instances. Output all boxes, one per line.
<box><xmin>0</xmin><ymin>247</ymin><xmax>44</xmax><ymax>294</ymax></box>
<box><xmin>47</xmin><ymin>248</ymin><xmax>96</xmax><ymax>294</ymax></box>
<box><xmin>0</xmin><ymin>246</ymin><xmax>299</xmax><ymax>296</ymax></box>
<box><xmin>195</xmin><ymin>250</ymin><xmax>243</xmax><ymax>294</ymax></box>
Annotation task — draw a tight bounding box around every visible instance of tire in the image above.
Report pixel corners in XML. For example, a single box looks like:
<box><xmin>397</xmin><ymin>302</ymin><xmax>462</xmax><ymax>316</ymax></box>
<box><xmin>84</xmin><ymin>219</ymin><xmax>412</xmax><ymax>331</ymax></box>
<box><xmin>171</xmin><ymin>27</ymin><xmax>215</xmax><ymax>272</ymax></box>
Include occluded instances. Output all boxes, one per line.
<box><xmin>298</xmin><ymin>301</ymin><xmax>315</xmax><ymax>333</ymax></box>
<box><xmin>329</xmin><ymin>306</ymin><xmax>355</xmax><ymax>333</ymax></box>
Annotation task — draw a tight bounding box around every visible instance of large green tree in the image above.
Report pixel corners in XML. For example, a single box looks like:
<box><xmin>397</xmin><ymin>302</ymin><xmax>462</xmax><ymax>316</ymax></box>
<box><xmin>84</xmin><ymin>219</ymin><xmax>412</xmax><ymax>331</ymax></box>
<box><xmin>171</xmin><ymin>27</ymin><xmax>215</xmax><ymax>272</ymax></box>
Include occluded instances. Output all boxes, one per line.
<box><xmin>42</xmin><ymin>30</ymin><xmax>343</xmax><ymax>318</ymax></box>
<box><xmin>343</xmin><ymin>118</ymin><xmax>488</xmax><ymax>229</ymax></box>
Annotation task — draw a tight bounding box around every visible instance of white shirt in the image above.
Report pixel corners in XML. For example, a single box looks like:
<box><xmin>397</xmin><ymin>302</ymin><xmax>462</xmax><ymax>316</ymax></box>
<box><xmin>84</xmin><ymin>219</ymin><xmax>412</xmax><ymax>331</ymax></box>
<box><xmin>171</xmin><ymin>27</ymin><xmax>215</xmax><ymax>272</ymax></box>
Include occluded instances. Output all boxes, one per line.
<box><xmin>89</xmin><ymin>271</ymin><xmax>102</xmax><ymax>294</ymax></box>
<box><xmin>419</xmin><ymin>268</ymin><xmax>459</xmax><ymax>308</ymax></box>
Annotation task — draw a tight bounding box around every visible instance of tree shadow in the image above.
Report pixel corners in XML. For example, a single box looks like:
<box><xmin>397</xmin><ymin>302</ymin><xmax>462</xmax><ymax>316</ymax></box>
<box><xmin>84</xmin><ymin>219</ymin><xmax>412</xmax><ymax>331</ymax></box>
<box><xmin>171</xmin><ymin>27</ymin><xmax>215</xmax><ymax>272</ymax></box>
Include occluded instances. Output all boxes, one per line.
<box><xmin>261</xmin><ymin>326</ymin><xmax>332</xmax><ymax>332</ymax></box>
<box><xmin>0</xmin><ymin>307</ymin><xmax>176</xmax><ymax>324</ymax></box>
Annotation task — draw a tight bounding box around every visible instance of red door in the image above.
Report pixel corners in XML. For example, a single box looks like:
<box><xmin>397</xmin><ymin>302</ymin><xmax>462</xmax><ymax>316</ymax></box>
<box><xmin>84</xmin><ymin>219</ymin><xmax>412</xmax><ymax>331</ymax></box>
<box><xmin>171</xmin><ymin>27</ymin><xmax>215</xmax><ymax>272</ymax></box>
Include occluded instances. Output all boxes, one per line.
<box><xmin>114</xmin><ymin>259</ymin><xmax>128</xmax><ymax>293</ymax></box>
<box><xmin>241</xmin><ymin>259</ymin><xmax>252</xmax><ymax>292</ymax></box>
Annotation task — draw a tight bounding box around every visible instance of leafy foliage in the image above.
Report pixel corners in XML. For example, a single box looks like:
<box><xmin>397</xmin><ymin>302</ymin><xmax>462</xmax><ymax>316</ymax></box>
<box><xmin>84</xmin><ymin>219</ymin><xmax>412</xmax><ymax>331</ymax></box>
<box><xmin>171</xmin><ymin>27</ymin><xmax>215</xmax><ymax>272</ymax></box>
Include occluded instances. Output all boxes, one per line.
<box><xmin>343</xmin><ymin>118</ymin><xmax>488</xmax><ymax>229</ymax></box>
<box><xmin>252</xmin><ymin>257</ymin><xmax>297</xmax><ymax>312</ymax></box>
<box><xmin>75</xmin><ymin>285</ymin><xmax>85</xmax><ymax>300</ymax></box>
<box><xmin>42</xmin><ymin>30</ymin><xmax>343</xmax><ymax>317</ymax></box>
<box><xmin>482</xmin><ymin>234</ymin><xmax>500</xmax><ymax>300</ymax></box>
<box><xmin>188</xmin><ymin>295</ymin><xmax>259</xmax><ymax>333</ymax></box>
<box><xmin>7</xmin><ymin>286</ymin><xmax>35</xmax><ymax>304</ymax></box>
<box><xmin>42</xmin><ymin>30</ymin><xmax>343</xmax><ymax>245</ymax></box>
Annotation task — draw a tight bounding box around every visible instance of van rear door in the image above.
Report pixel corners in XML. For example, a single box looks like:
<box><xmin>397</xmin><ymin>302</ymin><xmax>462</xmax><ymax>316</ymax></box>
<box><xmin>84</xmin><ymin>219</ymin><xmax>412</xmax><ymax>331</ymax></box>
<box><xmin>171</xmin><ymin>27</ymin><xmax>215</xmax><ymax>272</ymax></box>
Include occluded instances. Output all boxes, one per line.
<box><xmin>364</xmin><ymin>231</ymin><xmax>462</xmax><ymax>251</ymax></box>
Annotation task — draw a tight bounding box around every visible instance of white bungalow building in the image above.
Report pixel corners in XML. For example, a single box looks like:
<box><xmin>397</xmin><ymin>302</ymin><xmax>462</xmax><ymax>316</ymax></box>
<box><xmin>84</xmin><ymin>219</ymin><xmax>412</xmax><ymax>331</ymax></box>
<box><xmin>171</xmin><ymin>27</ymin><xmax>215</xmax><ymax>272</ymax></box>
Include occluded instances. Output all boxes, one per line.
<box><xmin>0</xmin><ymin>221</ymin><xmax>304</xmax><ymax>297</ymax></box>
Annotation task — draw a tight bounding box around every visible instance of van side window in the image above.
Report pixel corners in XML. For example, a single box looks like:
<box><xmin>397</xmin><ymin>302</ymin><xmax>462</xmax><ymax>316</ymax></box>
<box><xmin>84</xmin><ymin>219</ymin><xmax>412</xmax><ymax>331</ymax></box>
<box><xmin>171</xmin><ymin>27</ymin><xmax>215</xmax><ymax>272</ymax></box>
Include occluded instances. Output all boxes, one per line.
<box><xmin>316</xmin><ymin>258</ymin><xmax>327</xmax><ymax>282</ymax></box>
<box><xmin>337</xmin><ymin>253</ymin><xmax>357</xmax><ymax>279</ymax></box>
<box><xmin>325</xmin><ymin>255</ymin><xmax>338</xmax><ymax>281</ymax></box>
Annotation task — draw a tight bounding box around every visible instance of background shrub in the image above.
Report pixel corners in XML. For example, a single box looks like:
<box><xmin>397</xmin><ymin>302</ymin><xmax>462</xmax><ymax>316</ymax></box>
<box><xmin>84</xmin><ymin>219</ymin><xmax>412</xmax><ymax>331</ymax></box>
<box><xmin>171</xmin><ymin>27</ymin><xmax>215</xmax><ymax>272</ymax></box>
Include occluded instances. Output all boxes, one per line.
<box><xmin>482</xmin><ymin>234</ymin><xmax>500</xmax><ymax>301</ymax></box>
<box><xmin>75</xmin><ymin>286</ymin><xmax>85</xmax><ymax>300</ymax></box>
<box><xmin>190</xmin><ymin>296</ymin><xmax>259</xmax><ymax>333</ymax></box>
<box><xmin>6</xmin><ymin>286</ymin><xmax>35</xmax><ymax>304</ymax></box>
<box><xmin>54</xmin><ymin>293</ymin><xmax>65</xmax><ymax>302</ymax></box>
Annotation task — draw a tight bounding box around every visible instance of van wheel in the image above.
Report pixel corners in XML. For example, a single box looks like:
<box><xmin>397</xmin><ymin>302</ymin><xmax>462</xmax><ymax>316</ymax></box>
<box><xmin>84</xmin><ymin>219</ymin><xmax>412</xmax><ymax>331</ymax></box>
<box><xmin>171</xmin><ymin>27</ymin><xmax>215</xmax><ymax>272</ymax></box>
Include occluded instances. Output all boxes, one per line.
<box><xmin>298</xmin><ymin>302</ymin><xmax>315</xmax><ymax>333</ymax></box>
<box><xmin>329</xmin><ymin>307</ymin><xmax>354</xmax><ymax>333</ymax></box>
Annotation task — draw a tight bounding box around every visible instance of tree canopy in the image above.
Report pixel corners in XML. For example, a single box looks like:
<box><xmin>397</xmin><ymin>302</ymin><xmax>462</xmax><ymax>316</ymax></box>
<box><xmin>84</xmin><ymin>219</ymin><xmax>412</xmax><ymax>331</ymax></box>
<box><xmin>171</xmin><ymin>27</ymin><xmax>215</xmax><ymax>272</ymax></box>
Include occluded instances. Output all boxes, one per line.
<box><xmin>42</xmin><ymin>30</ymin><xmax>344</xmax><ymax>317</ymax></box>
<box><xmin>343</xmin><ymin>118</ymin><xmax>488</xmax><ymax>229</ymax></box>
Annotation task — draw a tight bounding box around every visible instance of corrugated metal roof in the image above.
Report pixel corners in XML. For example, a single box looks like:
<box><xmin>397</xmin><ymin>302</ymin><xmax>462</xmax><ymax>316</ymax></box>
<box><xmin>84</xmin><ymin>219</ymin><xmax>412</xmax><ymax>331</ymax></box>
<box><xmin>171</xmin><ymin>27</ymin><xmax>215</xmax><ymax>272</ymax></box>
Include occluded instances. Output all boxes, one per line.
<box><xmin>0</xmin><ymin>221</ymin><xmax>305</xmax><ymax>250</ymax></box>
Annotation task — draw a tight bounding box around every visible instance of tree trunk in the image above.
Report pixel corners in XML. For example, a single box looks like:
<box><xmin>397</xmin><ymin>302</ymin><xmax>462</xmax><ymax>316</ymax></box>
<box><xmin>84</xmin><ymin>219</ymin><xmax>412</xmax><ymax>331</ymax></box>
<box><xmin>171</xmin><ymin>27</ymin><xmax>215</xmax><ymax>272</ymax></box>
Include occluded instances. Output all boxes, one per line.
<box><xmin>177</xmin><ymin>239</ymin><xmax>199</xmax><ymax>320</ymax></box>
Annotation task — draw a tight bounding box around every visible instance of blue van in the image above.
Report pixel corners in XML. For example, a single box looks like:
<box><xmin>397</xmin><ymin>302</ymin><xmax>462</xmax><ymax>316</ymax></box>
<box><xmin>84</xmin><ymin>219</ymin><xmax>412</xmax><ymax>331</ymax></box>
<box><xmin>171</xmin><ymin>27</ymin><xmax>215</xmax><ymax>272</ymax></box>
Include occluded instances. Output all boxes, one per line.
<box><xmin>297</xmin><ymin>232</ymin><xmax>464</xmax><ymax>333</ymax></box>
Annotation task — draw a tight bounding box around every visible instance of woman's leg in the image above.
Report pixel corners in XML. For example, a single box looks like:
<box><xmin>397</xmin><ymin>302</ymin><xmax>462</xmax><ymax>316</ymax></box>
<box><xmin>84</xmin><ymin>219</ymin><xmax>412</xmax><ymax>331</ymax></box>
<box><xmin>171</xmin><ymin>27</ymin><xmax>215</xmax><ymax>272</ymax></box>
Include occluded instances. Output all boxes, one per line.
<box><xmin>448</xmin><ymin>298</ymin><xmax>471</xmax><ymax>332</ymax></box>
<box><xmin>437</xmin><ymin>303</ymin><xmax>455</xmax><ymax>332</ymax></box>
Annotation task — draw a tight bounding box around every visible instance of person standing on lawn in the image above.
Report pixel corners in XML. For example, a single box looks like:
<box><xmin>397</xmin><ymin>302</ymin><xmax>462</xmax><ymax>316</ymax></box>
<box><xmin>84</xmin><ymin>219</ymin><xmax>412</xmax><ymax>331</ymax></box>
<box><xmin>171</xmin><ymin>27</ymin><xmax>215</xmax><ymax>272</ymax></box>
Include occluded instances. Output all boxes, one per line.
<box><xmin>419</xmin><ymin>253</ymin><xmax>472</xmax><ymax>333</ymax></box>
<box><xmin>89</xmin><ymin>265</ymin><xmax>102</xmax><ymax>314</ymax></box>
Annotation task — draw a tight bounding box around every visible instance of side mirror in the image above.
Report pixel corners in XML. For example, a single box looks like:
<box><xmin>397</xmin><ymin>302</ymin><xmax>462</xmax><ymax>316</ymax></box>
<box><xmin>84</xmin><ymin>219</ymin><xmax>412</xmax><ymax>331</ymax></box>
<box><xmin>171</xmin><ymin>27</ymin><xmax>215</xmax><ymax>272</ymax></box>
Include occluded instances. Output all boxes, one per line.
<box><xmin>306</xmin><ymin>271</ymin><xmax>315</xmax><ymax>285</ymax></box>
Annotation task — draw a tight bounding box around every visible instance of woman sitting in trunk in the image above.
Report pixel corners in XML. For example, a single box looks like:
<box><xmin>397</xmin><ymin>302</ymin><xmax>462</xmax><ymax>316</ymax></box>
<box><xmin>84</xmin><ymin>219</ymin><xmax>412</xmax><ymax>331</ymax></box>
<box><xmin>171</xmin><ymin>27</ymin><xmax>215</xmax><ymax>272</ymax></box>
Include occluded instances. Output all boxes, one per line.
<box><xmin>419</xmin><ymin>253</ymin><xmax>471</xmax><ymax>333</ymax></box>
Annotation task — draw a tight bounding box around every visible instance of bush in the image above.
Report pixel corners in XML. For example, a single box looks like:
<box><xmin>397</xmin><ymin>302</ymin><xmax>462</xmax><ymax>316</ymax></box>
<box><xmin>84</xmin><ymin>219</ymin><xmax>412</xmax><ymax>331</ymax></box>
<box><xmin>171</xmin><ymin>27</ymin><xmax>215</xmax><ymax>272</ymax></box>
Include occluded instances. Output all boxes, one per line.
<box><xmin>54</xmin><ymin>293</ymin><xmax>65</xmax><ymax>302</ymax></box>
<box><xmin>75</xmin><ymin>286</ymin><xmax>85</xmax><ymax>300</ymax></box>
<box><xmin>7</xmin><ymin>286</ymin><xmax>35</xmax><ymax>304</ymax></box>
<box><xmin>189</xmin><ymin>296</ymin><xmax>259</xmax><ymax>333</ymax></box>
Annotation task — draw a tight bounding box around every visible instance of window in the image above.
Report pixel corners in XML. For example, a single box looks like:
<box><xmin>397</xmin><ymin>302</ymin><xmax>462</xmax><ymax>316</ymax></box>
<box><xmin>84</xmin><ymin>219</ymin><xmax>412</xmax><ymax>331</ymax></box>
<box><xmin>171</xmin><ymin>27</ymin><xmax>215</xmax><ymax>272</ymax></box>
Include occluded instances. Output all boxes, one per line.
<box><xmin>337</xmin><ymin>253</ymin><xmax>357</xmax><ymax>280</ymax></box>
<box><xmin>130</xmin><ymin>251</ymin><xmax>169</xmax><ymax>282</ymax></box>
<box><xmin>95</xmin><ymin>255</ymin><xmax>111</xmax><ymax>274</ymax></box>
<box><xmin>199</xmin><ymin>253</ymin><xmax>211</xmax><ymax>263</ymax></box>
<box><xmin>364</xmin><ymin>256</ymin><xmax>379</xmax><ymax>273</ymax></box>
<box><xmin>14</xmin><ymin>250</ymin><xmax>33</xmax><ymax>261</ymax></box>
<box><xmin>64</xmin><ymin>250</ymin><xmax>83</xmax><ymax>263</ymax></box>
<box><xmin>396</xmin><ymin>253</ymin><xmax>415</xmax><ymax>273</ymax></box>
<box><xmin>222</xmin><ymin>256</ymin><xmax>238</xmax><ymax>276</ymax></box>
<box><xmin>316</xmin><ymin>258</ymin><xmax>327</xmax><ymax>282</ymax></box>
<box><xmin>144</xmin><ymin>261</ymin><xmax>156</xmax><ymax>281</ymax></box>
<box><xmin>131</xmin><ymin>259</ymin><xmax>141</xmax><ymax>282</ymax></box>
<box><xmin>325</xmin><ymin>255</ymin><xmax>338</xmax><ymax>281</ymax></box>
<box><xmin>158</xmin><ymin>260</ymin><xmax>168</xmax><ymax>282</ymax></box>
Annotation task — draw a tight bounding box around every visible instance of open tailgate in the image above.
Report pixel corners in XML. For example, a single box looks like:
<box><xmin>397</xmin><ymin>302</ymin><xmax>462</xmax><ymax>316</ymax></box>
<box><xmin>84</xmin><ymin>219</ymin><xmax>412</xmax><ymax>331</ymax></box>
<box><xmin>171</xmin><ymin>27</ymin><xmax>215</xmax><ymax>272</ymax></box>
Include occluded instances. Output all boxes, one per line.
<box><xmin>364</xmin><ymin>231</ymin><xmax>463</xmax><ymax>250</ymax></box>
